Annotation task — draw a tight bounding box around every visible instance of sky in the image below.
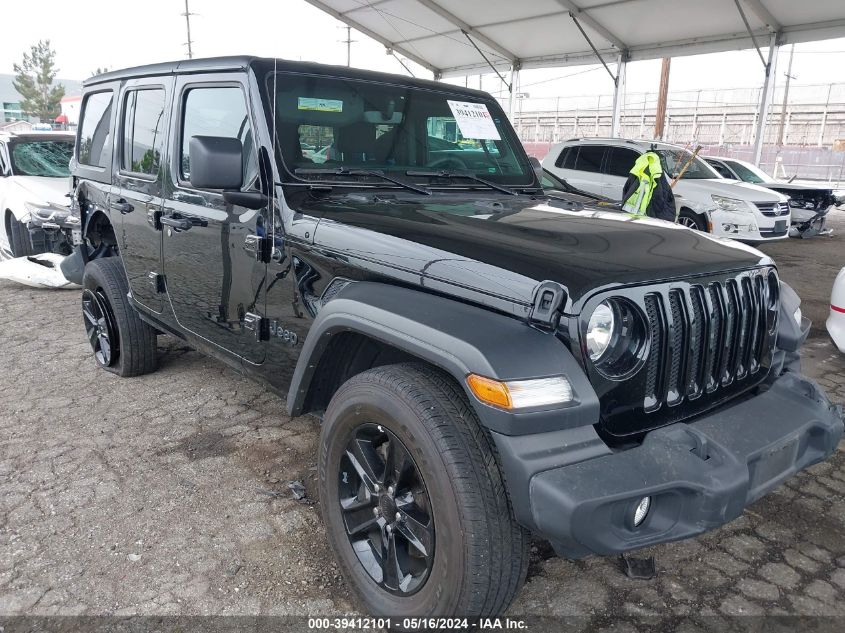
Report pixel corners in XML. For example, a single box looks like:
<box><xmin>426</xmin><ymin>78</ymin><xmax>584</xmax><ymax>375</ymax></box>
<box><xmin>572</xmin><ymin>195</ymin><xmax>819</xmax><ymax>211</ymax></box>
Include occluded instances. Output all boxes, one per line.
<box><xmin>2</xmin><ymin>0</ymin><xmax>845</xmax><ymax>109</ymax></box>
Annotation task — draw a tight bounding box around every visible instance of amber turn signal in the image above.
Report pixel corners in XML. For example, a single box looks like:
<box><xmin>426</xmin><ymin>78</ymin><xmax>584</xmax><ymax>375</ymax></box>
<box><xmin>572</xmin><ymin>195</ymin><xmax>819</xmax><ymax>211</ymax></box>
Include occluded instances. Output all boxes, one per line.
<box><xmin>466</xmin><ymin>374</ymin><xmax>574</xmax><ymax>410</ymax></box>
<box><xmin>466</xmin><ymin>374</ymin><xmax>513</xmax><ymax>409</ymax></box>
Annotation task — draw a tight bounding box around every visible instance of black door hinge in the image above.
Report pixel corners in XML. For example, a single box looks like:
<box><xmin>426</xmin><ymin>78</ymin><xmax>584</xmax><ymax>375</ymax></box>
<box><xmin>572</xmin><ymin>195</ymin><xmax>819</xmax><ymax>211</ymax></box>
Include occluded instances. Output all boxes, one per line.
<box><xmin>244</xmin><ymin>312</ymin><xmax>270</xmax><ymax>341</ymax></box>
<box><xmin>529</xmin><ymin>281</ymin><xmax>567</xmax><ymax>328</ymax></box>
<box><xmin>147</xmin><ymin>272</ymin><xmax>166</xmax><ymax>293</ymax></box>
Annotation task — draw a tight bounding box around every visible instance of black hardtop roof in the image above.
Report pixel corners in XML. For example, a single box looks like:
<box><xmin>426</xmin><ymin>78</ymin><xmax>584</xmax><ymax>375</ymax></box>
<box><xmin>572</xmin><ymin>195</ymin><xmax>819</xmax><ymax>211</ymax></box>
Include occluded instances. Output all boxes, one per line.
<box><xmin>84</xmin><ymin>56</ymin><xmax>492</xmax><ymax>100</ymax></box>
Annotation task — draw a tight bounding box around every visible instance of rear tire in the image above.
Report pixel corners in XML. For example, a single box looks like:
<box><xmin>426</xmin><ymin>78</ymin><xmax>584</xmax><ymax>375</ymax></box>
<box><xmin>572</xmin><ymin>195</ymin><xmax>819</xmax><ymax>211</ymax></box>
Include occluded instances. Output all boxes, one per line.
<box><xmin>318</xmin><ymin>362</ymin><xmax>529</xmax><ymax>624</ymax></box>
<box><xmin>7</xmin><ymin>213</ymin><xmax>36</xmax><ymax>257</ymax></box>
<box><xmin>677</xmin><ymin>209</ymin><xmax>707</xmax><ymax>231</ymax></box>
<box><xmin>81</xmin><ymin>257</ymin><xmax>157</xmax><ymax>377</ymax></box>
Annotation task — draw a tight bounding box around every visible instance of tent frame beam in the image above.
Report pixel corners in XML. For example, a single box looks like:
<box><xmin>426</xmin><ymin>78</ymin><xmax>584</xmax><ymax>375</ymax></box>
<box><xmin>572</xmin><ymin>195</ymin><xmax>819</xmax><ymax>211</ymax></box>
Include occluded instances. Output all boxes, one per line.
<box><xmin>555</xmin><ymin>0</ymin><xmax>628</xmax><ymax>51</ymax></box>
<box><xmin>415</xmin><ymin>0</ymin><xmax>518</xmax><ymax>63</ymax></box>
<box><xmin>752</xmin><ymin>31</ymin><xmax>780</xmax><ymax>165</ymax></box>
<box><xmin>301</xmin><ymin>0</ymin><xmax>442</xmax><ymax>76</ymax></box>
<box><xmin>741</xmin><ymin>0</ymin><xmax>782</xmax><ymax>32</ymax></box>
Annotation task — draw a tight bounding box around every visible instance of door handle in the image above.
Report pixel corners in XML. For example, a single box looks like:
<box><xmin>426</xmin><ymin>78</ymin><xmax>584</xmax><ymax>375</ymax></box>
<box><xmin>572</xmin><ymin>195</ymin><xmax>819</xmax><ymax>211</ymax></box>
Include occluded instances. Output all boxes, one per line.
<box><xmin>160</xmin><ymin>215</ymin><xmax>192</xmax><ymax>231</ymax></box>
<box><xmin>110</xmin><ymin>199</ymin><xmax>134</xmax><ymax>214</ymax></box>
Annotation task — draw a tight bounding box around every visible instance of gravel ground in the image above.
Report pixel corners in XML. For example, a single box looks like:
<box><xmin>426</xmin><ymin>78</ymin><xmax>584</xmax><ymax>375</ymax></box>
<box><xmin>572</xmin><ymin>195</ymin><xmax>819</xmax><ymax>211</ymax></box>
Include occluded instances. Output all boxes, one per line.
<box><xmin>1</xmin><ymin>211</ymin><xmax>844</xmax><ymax>629</ymax></box>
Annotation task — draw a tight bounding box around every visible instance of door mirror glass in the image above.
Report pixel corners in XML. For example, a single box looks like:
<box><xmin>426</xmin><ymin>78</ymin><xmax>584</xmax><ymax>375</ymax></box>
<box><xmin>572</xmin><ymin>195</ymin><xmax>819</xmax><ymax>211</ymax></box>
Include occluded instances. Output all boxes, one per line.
<box><xmin>188</xmin><ymin>136</ymin><xmax>243</xmax><ymax>190</ymax></box>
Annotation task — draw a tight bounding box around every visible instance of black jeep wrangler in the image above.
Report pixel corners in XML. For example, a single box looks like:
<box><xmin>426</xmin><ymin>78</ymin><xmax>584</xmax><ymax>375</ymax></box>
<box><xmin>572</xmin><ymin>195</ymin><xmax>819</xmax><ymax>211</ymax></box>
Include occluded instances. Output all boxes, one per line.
<box><xmin>64</xmin><ymin>56</ymin><xmax>843</xmax><ymax>621</ymax></box>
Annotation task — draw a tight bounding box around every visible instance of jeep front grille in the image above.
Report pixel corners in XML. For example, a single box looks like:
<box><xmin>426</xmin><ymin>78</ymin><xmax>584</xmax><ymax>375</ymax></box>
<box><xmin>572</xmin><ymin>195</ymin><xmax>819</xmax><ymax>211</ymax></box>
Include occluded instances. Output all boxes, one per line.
<box><xmin>580</xmin><ymin>268</ymin><xmax>779</xmax><ymax>438</ymax></box>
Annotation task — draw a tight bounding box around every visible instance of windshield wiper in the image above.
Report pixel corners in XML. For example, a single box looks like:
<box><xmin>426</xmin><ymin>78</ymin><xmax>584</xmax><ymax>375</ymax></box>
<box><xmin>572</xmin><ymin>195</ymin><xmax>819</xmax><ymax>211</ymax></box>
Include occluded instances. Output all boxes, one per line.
<box><xmin>406</xmin><ymin>169</ymin><xmax>518</xmax><ymax>196</ymax></box>
<box><xmin>295</xmin><ymin>166</ymin><xmax>431</xmax><ymax>195</ymax></box>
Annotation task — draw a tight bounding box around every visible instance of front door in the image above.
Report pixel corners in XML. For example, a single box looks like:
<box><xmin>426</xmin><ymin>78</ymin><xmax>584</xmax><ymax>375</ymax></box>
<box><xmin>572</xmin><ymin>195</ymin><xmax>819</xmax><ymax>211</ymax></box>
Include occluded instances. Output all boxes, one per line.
<box><xmin>161</xmin><ymin>77</ymin><xmax>267</xmax><ymax>364</ymax></box>
<box><xmin>115</xmin><ymin>79</ymin><xmax>173</xmax><ymax>313</ymax></box>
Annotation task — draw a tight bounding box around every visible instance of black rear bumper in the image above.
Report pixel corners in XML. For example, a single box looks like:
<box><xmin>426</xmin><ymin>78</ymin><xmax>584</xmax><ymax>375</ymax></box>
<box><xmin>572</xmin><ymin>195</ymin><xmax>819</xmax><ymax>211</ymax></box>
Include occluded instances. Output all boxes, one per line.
<box><xmin>492</xmin><ymin>371</ymin><xmax>843</xmax><ymax>559</ymax></box>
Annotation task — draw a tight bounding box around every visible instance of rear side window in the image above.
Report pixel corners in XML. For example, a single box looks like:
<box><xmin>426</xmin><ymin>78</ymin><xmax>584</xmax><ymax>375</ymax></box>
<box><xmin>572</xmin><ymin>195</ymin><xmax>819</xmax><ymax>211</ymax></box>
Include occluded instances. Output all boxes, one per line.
<box><xmin>180</xmin><ymin>86</ymin><xmax>256</xmax><ymax>187</ymax></box>
<box><xmin>121</xmin><ymin>89</ymin><xmax>167</xmax><ymax>176</ymax></box>
<box><xmin>573</xmin><ymin>145</ymin><xmax>604</xmax><ymax>173</ymax></box>
<box><xmin>709</xmin><ymin>161</ymin><xmax>734</xmax><ymax>179</ymax></box>
<box><xmin>555</xmin><ymin>146</ymin><xmax>577</xmax><ymax>169</ymax></box>
<box><xmin>605</xmin><ymin>147</ymin><xmax>640</xmax><ymax>177</ymax></box>
<box><xmin>78</xmin><ymin>91</ymin><xmax>114</xmax><ymax>167</ymax></box>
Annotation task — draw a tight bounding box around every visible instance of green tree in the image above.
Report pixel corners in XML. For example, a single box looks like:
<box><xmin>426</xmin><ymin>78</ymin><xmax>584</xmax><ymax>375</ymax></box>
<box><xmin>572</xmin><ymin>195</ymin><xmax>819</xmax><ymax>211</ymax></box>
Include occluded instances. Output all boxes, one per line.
<box><xmin>13</xmin><ymin>40</ymin><xmax>65</xmax><ymax>122</ymax></box>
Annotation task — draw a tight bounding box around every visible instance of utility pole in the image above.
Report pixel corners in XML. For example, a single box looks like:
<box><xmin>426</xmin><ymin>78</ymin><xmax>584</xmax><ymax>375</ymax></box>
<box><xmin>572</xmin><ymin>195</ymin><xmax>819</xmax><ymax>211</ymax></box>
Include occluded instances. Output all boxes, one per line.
<box><xmin>182</xmin><ymin>0</ymin><xmax>194</xmax><ymax>59</ymax></box>
<box><xmin>777</xmin><ymin>44</ymin><xmax>795</xmax><ymax>146</ymax></box>
<box><xmin>339</xmin><ymin>26</ymin><xmax>355</xmax><ymax>67</ymax></box>
<box><xmin>654</xmin><ymin>58</ymin><xmax>671</xmax><ymax>139</ymax></box>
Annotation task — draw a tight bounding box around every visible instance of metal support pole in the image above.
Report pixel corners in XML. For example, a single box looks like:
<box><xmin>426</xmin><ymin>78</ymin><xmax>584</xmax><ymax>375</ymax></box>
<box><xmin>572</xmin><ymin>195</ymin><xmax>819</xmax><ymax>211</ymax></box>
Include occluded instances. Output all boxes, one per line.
<box><xmin>594</xmin><ymin>95</ymin><xmax>601</xmax><ymax>136</ymax></box>
<box><xmin>818</xmin><ymin>83</ymin><xmax>832</xmax><ymax>147</ymax></box>
<box><xmin>507</xmin><ymin>66</ymin><xmax>518</xmax><ymax>122</ymax></box>
<box><xmin>777</xmin><ymin>43</ymin><xmax>795</xmax><ymax>146</ymax></box>
<box><xmin>752</xmin><ymin>33</ymin><xmax>780</xmax><ymax>166</ymax></box>
<box><xmin>554</xmin><ymin>96</ymin><xmax>560</xmax><ymax>142</ymax></box>
<box><xmin>610</xmin><ymin>53</ymin><xmax>627</xmax><ymax>138</ymax></box>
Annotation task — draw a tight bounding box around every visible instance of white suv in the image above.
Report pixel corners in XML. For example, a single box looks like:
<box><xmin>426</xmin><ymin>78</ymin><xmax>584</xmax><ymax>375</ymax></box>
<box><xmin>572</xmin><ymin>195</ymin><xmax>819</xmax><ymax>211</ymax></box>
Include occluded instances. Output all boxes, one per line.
<box><xmin>0</xmin><ymin>130</ymin><xmax>77</xmax><ymax>259</ymax></box>
<box><xmin>542</xmin><ymin>138</ymin><xmax>791</xmax><ymax>242</ymax></box>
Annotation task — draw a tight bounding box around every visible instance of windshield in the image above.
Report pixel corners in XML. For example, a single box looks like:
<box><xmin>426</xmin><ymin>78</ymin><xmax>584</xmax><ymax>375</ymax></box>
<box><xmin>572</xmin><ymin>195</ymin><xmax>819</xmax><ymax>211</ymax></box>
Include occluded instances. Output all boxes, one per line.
<box><xmin>656</xmin><ymin>147</ymin><xmax>720</xmax><ymax>180</ymax></box>
<box><xmin>725</xmin><ymin>160</ymin><xmax>771</xmax><ymax>184</ymax></box>
<box><xmin>264</xmin><ymin>72</ymin><xmax>532</xmax><ymax>187</ymax></box>
<box><xmin>9</xmin><ymin>138</ymin><xmax>74</xmax><ymax>177</ymax></box>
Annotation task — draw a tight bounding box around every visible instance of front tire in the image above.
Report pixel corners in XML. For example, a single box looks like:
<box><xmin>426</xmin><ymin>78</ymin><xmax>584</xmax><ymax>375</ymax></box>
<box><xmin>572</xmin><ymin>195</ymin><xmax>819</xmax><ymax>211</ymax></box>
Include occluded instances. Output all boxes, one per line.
<box><xmin>81</xmin><ymin>257</ymin><xmax>158</xmax><ymax>377</ymax></box>
<box><xmin>7</xmin><ymin>213</ymin><xmax>36</xmax><ymax>257</ymax></box>
<box><xmin>677</xmin><ymin>209</ymin><xmax>707</xmax><ymax>231</ymax></box>
<box><xmin>319</xmin><ymin>363</ymin><xmax>529</xmax><ymax>623</ymax></box>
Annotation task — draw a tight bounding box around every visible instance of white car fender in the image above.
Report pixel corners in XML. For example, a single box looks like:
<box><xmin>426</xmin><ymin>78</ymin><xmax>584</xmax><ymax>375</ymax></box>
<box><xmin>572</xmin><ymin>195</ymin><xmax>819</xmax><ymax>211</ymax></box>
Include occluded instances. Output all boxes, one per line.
<box><xmin>827</xmin><ymin>267</ymin><xmax>845</xmax><ymax>354</ymax></box>
<box><xmin>0</xmin><ymin>177</ymin><xmax>41</xmax><ymax>222</ymax></box>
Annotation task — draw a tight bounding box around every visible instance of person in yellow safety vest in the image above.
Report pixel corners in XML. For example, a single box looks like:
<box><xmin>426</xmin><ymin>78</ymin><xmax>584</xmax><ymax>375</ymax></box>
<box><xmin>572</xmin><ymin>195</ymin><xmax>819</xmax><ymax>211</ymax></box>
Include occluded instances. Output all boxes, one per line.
<box><xmin>621</xmin><ymin>151</ymin><xmax>677</xmax><ymax>223</ymax></box>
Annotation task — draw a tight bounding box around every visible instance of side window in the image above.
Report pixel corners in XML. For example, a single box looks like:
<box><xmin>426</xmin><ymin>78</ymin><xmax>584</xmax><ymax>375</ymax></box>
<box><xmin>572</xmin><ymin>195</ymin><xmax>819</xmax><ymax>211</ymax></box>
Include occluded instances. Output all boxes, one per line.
<box><xmin>181</xmin><ymin>86</ymin><xmax>257</xmax><ymax>188</ymax></box>
<box><xmin>121</xmin><ymin>88</ymin><xmax>166</xmax><ymax>176</ymax></box>
<box><xmin>555</xmin><ymin>147</ymin><xmax>576</xmax><ymax>169</ymax></box>
<box><xmin>78</xmin><ymin>91</ymin><xmax>114</xmax><ymax>167</ymax></box>
<box><xmin>709</xmin><ymin>161</ymin><xmax>733</xmax><ymax>179</ymax></box>
<box><xmin>573</xmin><ymin>145</ymin><xmax>604</xmax><ymax>173</ymax></box>
<box><xmin>0</xmin><ymin>143</ymin><xmax>7</xmax><ymax>174</ymax></box>
<box><xmin>605</xmin><ymin>147</ymin><xmax>640</xmax><ymax>178</ymax></box>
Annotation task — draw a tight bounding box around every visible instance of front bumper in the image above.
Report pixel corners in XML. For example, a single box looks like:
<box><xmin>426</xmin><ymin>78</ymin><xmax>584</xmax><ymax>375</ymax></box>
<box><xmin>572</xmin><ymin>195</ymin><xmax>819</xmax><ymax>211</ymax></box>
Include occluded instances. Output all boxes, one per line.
<box><xmin>493</xmin><ymin>371</ymin><xmax>842</xmax><ymax>559</ymax></box>
<box><xmin>23</xmin><ymin>211</ymin><xmax>77</xmax><ymax>255</ymax></box>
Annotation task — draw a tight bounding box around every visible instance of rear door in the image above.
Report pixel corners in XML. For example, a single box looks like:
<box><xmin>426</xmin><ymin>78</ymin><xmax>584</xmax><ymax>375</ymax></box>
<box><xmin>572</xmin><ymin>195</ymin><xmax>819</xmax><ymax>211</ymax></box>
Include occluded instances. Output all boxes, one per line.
<box><xmin>555</xmin><ymin>144</ymin><xmax>606</xmax><ymax>196</ymax></box>
<box><xmin>602</xmin><ymin>146</ymin><xmax>641</xmax><ymax>201</ymax></box>
<box><xmin>115</xmin><ymin>78</ymin><xmax>173</xmax><ymax>313</ymax></box>
<box><xmin>161</xmin><ymin>75</ymin><xmax>267</xmax><ymax>364</ymax></box>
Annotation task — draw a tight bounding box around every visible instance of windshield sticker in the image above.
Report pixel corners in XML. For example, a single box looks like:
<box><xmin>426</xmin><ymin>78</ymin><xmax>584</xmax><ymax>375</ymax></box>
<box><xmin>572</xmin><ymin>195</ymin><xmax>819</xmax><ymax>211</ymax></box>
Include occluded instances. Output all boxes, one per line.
<box><xmin>447</xmin><ymin>100</ymin><xmax>501</xmax><ymax>141</ymax></box>
<box><xmin>297</xmin><ymin>97</ymin><xmax>343</xmax><ymax>112</ymax></box>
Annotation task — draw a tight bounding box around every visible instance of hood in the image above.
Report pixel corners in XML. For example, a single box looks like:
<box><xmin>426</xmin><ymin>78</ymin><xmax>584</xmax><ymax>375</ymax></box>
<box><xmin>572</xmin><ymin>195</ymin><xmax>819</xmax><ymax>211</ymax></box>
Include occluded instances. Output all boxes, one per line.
<box><xmin>675</xmin><ymin>177</ymin><xmax>788</xmax><ymax>203</ymax></box>
<box><xmin>10</xmin><ymin>176</ymin><xmax>70</xmax><ymax>209</ymax></box>
<box><xmin>303</xmin><ymin>193</ymin><xmax>769</xmax><ymax>313</ymax></box>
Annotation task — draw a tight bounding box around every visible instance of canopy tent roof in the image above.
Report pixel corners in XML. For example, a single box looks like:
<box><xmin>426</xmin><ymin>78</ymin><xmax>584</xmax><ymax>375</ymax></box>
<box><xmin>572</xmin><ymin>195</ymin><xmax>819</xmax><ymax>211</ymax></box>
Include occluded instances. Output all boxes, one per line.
<box><xmin>303</xmin><ymin>0</ymin><xmax>845</xmax><ymax>78</ymax></box>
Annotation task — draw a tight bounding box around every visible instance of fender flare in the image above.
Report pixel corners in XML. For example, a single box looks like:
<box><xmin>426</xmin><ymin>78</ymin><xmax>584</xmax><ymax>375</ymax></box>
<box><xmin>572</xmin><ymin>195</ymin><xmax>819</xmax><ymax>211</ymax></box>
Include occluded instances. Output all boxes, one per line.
<box><xmin>287</xmin><ymin>281</ymin><xmax>599</xmax><ymax>436</ymax></box>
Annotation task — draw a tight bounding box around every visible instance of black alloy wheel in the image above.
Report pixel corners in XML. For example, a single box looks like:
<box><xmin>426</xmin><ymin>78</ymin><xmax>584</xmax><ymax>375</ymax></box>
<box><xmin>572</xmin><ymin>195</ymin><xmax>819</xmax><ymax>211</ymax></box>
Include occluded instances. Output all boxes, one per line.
<box><xmin>82</xmin><ymin>287</ymin><xmax>118</xmax><ymax>367</ymax></box>
<box><xmin>339</xmin><ymin>423</ymin><xmax>434</xmax><ymax>595</ymax></box>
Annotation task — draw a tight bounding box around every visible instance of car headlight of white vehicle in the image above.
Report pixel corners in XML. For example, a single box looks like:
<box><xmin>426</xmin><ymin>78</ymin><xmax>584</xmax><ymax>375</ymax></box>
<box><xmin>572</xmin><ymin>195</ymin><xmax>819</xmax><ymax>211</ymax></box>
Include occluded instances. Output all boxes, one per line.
<box><xmin>711</xmin><ymin>195</ymin><xmax>752</xmax><ymax>214</ymax></box>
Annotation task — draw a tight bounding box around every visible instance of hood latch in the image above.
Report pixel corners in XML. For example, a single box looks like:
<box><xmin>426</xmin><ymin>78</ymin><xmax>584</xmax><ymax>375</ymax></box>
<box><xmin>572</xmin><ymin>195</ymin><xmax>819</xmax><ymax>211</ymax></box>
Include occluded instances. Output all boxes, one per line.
<box><xmin>529</xmin><ymin>281</ymin><xmax>567</xmax><ymax>329</ymax></box>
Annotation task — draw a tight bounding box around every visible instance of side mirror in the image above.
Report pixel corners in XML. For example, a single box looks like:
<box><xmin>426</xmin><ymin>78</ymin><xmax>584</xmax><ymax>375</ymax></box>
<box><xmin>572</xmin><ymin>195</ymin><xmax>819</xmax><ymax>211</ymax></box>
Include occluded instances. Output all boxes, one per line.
<box><xmin>188</xmin><ymin>136</ymin><xmax>244</xmax><ymax>190</ymax></box>
<box><xmin>528</xmin><ymin>156</ymin><xmax>543</xmax><ymax>182</ymax></box>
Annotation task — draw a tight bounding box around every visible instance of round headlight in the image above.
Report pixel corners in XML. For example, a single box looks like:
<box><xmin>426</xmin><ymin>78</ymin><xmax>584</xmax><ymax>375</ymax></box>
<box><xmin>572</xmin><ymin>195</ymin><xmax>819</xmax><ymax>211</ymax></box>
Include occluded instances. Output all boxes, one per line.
<box><xmin>586</xmin><ymin>300</ymin><xmax>615</xmax><ymax>361</ymax></box>
<box><xmin>585</xmin><ymin>298</ymin><xmax>649</xmax><ymax>379</ymax></box>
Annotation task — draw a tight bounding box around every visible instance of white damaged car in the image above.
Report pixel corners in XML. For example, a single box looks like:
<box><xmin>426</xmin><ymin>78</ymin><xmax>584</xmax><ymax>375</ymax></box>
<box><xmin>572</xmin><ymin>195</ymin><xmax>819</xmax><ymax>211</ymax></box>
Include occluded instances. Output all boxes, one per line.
<box><xmin>828</xmin><ymin>267</ymin><xmax>845</xmax><ymax>353</ymax></box>
<box><xmin>0</xmin><ymin>130</ymin><xmax>77</xmax><ymax>259</ymax></box>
